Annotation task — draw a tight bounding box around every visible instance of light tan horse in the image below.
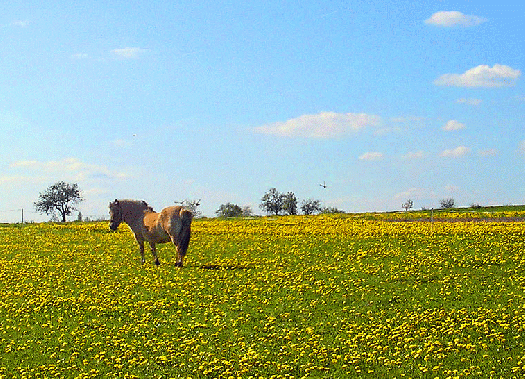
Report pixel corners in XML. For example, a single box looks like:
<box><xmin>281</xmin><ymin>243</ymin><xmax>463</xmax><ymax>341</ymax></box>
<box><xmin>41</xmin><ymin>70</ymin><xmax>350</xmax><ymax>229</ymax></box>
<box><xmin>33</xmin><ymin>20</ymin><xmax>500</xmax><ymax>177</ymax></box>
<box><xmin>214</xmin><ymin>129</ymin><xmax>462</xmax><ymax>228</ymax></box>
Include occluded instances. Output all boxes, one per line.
<box><xmin>109</xmin><ymin>199</ymin><xmax>193</xmax><ymax>267</ymax></box>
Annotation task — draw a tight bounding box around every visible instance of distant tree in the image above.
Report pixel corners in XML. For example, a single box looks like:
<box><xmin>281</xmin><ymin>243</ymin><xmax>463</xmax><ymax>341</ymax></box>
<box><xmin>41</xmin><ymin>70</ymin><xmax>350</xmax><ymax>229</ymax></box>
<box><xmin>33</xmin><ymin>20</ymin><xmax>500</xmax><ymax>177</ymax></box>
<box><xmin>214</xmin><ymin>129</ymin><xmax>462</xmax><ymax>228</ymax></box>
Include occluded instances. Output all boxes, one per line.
<box><xmin>216</xmin><ymin>203</ymin><xmax>243</xmax><ymax>218</ymax></box>
<box><xmin>282</xmin><ymin>192</ymin><xmax>298</xmax><ymax>215</ymax></box>
<box><xmin>440</xmin><ymin>198</ymin><xmax>455</xmax><ymax>209</ymax></box>
<box><xmin>34</xmin><ymin>181</ymin><xmax>83</xmax><ymax>222</ymax></box>
<box><xmin>402</xmin><ymin>199</ymin><xmax>414</xmax><ymax>212</ymax></box>
<box><xmin>301</xmin><ymin>199</ymin><xmax>322</xmax><ymax>215</ymax></box>
<box><xmin>322</xmin><ymin>206</ymin><xmax>345</xmax><ymax>214</ymax></box>
<box><xmin>260</xmin><ymin>188</ymin><xmax>284</xmax><ymax>215</ymax></box>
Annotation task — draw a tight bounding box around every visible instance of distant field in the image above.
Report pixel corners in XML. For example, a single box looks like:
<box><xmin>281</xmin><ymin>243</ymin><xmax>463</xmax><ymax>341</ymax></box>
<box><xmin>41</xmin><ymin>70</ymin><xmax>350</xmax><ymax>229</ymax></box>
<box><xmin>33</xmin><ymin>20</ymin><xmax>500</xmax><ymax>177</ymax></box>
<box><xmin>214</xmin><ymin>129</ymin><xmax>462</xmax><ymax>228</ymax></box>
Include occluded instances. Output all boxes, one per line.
<box><xmin>1</xmin><ymin>214</ymin><xmax>525</xmax><ymax>378</ymax></box>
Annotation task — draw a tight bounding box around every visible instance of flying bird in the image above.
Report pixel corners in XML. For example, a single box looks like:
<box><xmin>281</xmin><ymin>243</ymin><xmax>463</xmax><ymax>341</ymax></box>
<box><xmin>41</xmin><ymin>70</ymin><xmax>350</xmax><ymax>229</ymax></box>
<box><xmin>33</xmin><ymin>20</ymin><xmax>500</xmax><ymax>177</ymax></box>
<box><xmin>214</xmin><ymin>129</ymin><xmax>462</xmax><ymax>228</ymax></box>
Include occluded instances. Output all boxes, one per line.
<box><xmin>320</xmin><ymin>181</ymin><xmax>327</xmax><ymax>189</ymax></box>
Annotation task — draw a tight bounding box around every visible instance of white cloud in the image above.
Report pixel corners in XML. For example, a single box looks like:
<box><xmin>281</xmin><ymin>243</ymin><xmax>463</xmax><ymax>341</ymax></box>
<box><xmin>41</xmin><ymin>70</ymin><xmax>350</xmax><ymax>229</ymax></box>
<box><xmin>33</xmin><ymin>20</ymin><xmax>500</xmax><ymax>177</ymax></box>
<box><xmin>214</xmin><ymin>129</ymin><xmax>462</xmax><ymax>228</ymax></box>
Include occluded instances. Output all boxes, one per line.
<box><xmin>425</xmin><ymin>11</ymin><xmax>487</xmax><ymax>27</ymax></box>
<box><xmin>253</xmin><ymin>112</ymin><xmax>381</xmax><ymax>138</ymax></box>
<box><xmin>111</xmin><ymin>47</ymin><xmax>148</xmax><ymax>59</ymax></box>
<box><xmin>443</xmin><ymin>120</ymin><xmax>465</xmax><ymax>131</ymax></box>
<box><xmin>456</xmin><ymin>98</ymin><xmax>482</xmax><ymax>106</ymax></box>
<box><xmin>10</xmin><ymin>158</ymin><xmax>128</xmax><ymax>181</ymax></box>
<box><xmin>434</xmin><ymin>64</ymin><xmax>521</xmax><ymax>88</ymax></box>
<box><xmin>402</xmin><ymin>151</ymin><xmax>425</xmax><ymax>160</ymax></box>
<box><xmin>359</xmin><ymin>152</ymin><xmax>383</xmax><ymax>161</ymax></box>
<box><xmin>440</xmin><ymin>146</ymin><xmax>470</xmax><ymax>158</ymax></box>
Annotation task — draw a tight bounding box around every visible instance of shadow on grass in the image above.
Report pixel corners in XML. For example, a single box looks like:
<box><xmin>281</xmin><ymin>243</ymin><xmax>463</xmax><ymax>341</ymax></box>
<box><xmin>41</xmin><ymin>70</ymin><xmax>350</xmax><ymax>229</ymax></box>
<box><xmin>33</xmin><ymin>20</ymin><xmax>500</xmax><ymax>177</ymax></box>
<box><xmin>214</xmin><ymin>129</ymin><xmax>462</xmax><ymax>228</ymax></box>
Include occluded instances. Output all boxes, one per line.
<box><xmin>199</xmin><ymin>264</ymin><xmax>253</xmax><ymax>270</ymax></box>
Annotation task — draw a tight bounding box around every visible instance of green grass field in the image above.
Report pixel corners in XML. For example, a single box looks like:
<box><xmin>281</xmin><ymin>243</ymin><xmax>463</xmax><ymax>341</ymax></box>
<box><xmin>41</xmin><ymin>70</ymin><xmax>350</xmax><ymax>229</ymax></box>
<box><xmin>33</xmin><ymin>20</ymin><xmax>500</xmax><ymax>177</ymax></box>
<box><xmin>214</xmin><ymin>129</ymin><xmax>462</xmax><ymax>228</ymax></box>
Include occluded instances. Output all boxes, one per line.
<box><xmin>1</xmin><ymin>213</ymin><xmax>525</xmax><ymax>378</ymax></box>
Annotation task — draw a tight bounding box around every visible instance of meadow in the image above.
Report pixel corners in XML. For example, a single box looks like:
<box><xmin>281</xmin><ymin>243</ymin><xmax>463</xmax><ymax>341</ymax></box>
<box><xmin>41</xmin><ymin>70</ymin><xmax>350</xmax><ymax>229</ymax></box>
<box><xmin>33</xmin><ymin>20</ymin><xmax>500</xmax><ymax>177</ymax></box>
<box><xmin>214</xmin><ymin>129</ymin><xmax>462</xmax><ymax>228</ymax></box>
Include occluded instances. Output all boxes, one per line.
<box><xmin>1</xmin><ymin>212</ymin><xmax>525</xmax><ymax>378</ymax></box>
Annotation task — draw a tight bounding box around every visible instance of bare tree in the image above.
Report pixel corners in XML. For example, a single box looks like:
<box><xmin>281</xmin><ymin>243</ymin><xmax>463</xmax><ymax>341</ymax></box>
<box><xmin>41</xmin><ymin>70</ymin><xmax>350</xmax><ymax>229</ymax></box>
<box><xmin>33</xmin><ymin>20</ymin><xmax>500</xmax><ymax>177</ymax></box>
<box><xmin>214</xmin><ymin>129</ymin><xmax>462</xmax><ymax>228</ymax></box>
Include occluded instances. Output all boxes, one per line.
<box><xmin>241</xmin><ymin>206</ymin><xmax>253</xmax><ymax>217</ymax></box>
<box><xmin>402</xmin><ymin>199</ymin><xmax>414</xmax><ymax>212</ymax></box>
<box><xmin>440</xmin><ymin>198</ymin><xmax>455</xmax><ymax>209</ymax></box>
<box><xmin>34</xmin><ymin>182</ymin><xmax>83</xmax><ymax>222</ymax></box>
<box><xmin>175</xmin><ymin>199</ymin><xmax>202</xmax><ymax>218</ymax></box>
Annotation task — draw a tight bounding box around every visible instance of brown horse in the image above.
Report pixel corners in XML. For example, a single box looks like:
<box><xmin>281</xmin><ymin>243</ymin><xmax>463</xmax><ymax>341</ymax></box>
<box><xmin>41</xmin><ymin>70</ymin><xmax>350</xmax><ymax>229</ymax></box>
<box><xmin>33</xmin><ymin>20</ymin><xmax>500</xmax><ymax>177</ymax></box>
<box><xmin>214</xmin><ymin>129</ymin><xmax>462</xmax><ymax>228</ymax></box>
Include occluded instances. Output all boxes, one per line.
<box><xmin>109</xmin><ymin>199</ymin><xmax>193</xmax><ymax>267</ymax></box>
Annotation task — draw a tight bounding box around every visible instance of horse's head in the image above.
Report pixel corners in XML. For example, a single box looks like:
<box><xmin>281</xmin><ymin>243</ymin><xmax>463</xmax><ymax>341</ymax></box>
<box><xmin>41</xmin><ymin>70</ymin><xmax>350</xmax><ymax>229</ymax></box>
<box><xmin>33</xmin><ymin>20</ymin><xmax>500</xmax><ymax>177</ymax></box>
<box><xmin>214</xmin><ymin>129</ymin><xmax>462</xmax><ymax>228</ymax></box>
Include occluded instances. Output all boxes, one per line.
<box><xmin>109</xmin><ymin>199</ymin><xmax>123</xmax><ymax>231</ymax></box>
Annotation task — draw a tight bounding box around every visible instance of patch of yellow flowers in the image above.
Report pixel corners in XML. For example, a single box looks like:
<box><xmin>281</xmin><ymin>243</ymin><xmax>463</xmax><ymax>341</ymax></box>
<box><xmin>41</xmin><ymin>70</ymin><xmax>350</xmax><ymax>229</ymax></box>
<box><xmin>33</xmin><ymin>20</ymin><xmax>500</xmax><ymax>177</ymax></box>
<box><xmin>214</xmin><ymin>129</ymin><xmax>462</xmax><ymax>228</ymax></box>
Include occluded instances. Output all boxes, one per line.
<box><xmin>0</xmin><ymin>214</ymin><xmax>524</xmax><ymax>378</ymax></box>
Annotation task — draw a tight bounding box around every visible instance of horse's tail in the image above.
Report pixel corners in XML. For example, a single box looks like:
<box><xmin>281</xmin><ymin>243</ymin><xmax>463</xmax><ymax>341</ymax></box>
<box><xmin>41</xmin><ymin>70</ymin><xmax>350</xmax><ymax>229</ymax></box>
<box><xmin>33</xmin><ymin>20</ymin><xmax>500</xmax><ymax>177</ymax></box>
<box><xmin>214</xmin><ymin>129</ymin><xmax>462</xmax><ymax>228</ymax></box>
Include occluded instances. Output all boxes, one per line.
<box><xmin>177</xmin><ymin>209</ymin><xmax>193</xmax><ymax>255</ymax></box>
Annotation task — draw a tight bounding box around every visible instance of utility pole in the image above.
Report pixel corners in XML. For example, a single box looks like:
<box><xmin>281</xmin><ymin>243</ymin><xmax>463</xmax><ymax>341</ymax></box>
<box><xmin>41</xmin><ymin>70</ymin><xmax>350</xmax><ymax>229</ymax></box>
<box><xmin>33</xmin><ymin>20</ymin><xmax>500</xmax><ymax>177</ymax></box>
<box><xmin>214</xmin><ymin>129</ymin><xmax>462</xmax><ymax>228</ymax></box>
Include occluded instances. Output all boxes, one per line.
<box><xmin>21</xmin><ymin>208</ymin><xmax>24</xmax><ymax>224</ymax></box>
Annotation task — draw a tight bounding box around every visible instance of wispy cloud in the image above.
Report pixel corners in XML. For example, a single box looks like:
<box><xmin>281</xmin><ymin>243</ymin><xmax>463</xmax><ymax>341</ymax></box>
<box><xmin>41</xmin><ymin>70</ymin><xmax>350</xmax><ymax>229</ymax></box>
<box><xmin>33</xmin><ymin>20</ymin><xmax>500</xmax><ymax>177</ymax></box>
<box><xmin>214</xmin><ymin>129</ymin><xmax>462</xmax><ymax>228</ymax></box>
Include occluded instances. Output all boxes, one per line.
<box><xmin>456</xmin><ymin>98</ymin><xmax>482</xmax><ymax>106</ymax></box>
<box><xmin>519</xmin><ymin>141</ymin><xmax>525</xmax><ymax>156</ymax></box>
<box><xmin>359</xmin><ymin>152</ymin><xmax>383</xmax><ymax>161</ymax></box>
<box><xmin>425</xmin><ymin>11</ymin><xmax>487</xmax><ymax>27</ymax></box>
<box><xmin>444</xmin><ymin>184</ymin><xmax>460</xmax><ymax>193</ymax></box>
<box><xmin>253</xmin><ymin>112</ymin><xmax>381</xmax><ymax>138</ymax></box>
<box><xmin>443</xmin><ymin>120</ymin><xmax>465</xmax><ymax>131</ymax></box>
<box><xmin>0</xmin><ymin>175</ymin><xmax>42</xmax><ymax>186</ymax></box>
<box><xmin>374</xmin><ymin>126</ymin><xmax>402</xmax><ymax>137</ymax></box>
<box><xmin>71</xmin><ymin>53</ymin><xmax>89</xmax><ymax>60</ymax></box>
<box><xmin>402</xmin><ymin>151</ymin><xmax>425</xmax><ymax>160</ymax></box>
<box><xmin>111</xmin><ymin>47</ymin><xmax>148</xmax><ymax>59</ymax></box>
<box><xmin>394</xmin><ymin>187</ymin><xmax>432</xmax><ymax>201</ymax></box>
<box><xmin>112</xmin><ymin>139</ymin><xmax>134</xmax><ymax>148</ymax></box>
<box><xmin>5</xmin><ymin>20</ymin><xmax>30</xmax><ymax>28</ymax></box>
<box><xmin>434</xmin><ymin>64</ymin><xmax>521</xmax><ymax>88</ymax></box>
<box><xmin>440</xmin><ymin>146</ymin><xmax>470</xmax><ymax>158</ymax></box>
<box><xmin>390</xmin><ymin>116</ymin><xmax>426</xmax><ymax>125</ymax></box>
<box><xmin>479</xmin><ymin>148</ymin><xmax>498</xmax><ymax>157</ymax></box>
<box><xmin>10</xmin><ymin>158</ymin><xmax>128</xmax><ymax>182</ymax></box>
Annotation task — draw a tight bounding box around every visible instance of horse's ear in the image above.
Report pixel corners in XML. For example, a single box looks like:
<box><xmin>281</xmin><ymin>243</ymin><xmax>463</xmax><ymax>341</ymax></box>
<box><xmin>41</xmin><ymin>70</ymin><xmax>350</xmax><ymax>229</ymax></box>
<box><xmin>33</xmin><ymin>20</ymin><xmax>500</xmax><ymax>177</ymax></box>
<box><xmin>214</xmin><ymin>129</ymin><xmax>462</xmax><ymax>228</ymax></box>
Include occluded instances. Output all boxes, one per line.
<box><xmin>115</xmin><ymin>199</ymin><xmax>119</xmax><ymax>204</ymax></box>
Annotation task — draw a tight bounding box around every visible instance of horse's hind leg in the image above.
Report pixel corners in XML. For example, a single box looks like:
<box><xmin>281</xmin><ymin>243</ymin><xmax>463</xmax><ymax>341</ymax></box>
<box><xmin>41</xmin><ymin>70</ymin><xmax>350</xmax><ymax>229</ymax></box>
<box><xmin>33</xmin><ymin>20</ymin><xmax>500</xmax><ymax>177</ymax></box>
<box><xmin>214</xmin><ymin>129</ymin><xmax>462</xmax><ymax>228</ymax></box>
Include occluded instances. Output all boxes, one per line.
<box><xmin>171</xmin><ymin>237</ymin><xmax>185</xmax><ymax>268</ymax></box>
<box><xmin>175</xmin><ymin>249</ymin><xmax>185</xmax><ymax>267</ymax></box>
<box><xmin>136</xmin><ymin>238</ymin><xmax>146</xmax><ymax>264</ymax></box>
<box><xmin>149</xmin><ymin>243</ymin><xmax>160</xmax><ymax>266</ymax></box>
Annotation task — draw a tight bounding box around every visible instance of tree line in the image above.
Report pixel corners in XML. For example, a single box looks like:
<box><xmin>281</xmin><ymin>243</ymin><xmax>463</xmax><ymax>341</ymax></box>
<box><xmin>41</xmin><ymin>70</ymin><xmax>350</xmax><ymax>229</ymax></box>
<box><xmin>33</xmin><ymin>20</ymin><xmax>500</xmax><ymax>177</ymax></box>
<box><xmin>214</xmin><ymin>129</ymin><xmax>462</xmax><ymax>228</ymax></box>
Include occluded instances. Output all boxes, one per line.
<box><xmin>33</xmin><ymin>181</ymin><xmax>461</xmax><ymax>222</ymax></box>
<box><xmin>216</xmin><ymin>188</ymin><xmax>343</xmax><ymax>218</ymax></box>
<box><xmin>32</xmin><ymin>183</ymin><xmax>341</xmax><ymax>221</ymax></box>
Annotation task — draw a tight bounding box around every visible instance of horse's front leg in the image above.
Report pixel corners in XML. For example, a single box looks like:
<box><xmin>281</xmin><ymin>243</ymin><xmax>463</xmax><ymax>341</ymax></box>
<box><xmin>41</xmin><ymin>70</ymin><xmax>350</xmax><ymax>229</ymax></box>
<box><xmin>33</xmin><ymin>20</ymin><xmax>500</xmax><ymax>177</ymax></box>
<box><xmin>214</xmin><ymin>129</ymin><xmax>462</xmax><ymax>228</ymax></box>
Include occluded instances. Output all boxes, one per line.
<box><xmin>149</xmin><ymin>243</ymin><xmax>160</xmax><ymax>266</ymax></box>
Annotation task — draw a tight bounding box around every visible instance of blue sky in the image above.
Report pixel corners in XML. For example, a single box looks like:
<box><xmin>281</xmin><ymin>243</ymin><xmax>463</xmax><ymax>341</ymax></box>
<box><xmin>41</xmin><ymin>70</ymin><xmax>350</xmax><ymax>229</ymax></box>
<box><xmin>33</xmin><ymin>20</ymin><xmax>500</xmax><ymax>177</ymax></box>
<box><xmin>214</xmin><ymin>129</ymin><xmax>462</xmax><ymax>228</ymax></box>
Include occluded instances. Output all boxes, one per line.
<box><xmin>1</xmin><ymin>0</ymin><xmax>524</xmax><ymax>222</ymax></box>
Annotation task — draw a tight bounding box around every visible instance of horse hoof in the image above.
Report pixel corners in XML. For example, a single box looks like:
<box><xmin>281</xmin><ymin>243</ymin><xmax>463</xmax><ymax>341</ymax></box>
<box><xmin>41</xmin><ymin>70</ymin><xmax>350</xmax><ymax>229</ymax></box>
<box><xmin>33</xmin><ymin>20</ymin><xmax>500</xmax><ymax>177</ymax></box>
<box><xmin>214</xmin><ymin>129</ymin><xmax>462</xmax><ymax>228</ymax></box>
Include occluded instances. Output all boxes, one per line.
<box><xmin>175</xmin><ymin>262</ymin><xmax>183</xmax><ymax>268</ymax></box>
<box><xmin>155</xmin><ymin>260</ymin><xmax>160</xmax><ymax>266</ymax></box>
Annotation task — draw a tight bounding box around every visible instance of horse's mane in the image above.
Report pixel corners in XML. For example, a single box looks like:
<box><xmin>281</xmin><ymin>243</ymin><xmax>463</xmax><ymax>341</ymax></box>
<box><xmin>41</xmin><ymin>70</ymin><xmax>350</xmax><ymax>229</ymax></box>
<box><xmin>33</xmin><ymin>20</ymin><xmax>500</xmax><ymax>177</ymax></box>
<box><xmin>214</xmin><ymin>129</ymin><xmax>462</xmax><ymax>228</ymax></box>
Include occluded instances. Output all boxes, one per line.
<box><xmin>118</xmin><ymin>199</ymin><xmax>154</xmax><ymax>221</ymax></box>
